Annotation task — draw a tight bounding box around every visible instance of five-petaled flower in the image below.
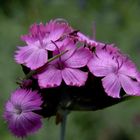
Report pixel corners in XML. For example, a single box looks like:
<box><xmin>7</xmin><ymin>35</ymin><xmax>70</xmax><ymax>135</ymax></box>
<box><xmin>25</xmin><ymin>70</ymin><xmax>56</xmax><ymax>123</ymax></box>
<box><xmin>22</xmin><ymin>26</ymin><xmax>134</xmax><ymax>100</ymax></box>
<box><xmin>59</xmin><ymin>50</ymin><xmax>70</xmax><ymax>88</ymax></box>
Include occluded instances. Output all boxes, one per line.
<box><xmin>37</xmin><ymin>42</ymin><xmax>91</xmax><ymax>88</ymax></box>
<box><xmin>15</xmin><ymin>20</ymin><xmax>72</xmax><ymax>70</ymax></box>
<box><xmin>88</xmin><ymin>45</ymin><xmax>140</xmax><ymax>98</ymax></box>
<box><xmin>4</xmin><ymin>89</ymin><xmax>43</xmax><ymax>137</ymax></box>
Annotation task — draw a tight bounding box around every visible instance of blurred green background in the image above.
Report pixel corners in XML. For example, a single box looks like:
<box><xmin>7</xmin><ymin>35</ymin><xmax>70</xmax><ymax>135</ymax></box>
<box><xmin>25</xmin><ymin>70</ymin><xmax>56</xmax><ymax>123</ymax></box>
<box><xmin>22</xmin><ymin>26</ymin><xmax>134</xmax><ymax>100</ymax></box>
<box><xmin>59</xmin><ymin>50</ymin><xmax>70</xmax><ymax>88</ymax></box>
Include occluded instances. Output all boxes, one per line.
<box><xmin>1</xmin><ymin>0</ymin><xmax>140</xmax><ymax>139</ymax></box>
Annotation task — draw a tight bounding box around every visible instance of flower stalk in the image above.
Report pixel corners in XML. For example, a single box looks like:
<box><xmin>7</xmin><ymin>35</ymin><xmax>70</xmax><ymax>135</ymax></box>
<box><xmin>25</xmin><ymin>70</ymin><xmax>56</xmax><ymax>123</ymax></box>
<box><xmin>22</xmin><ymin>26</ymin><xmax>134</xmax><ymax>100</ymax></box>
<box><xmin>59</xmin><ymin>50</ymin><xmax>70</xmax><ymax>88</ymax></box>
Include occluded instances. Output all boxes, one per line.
<box><xmin>60</xmin><ymin>110</ymin><xmax>68</xmax><ymax>140</ymax></box>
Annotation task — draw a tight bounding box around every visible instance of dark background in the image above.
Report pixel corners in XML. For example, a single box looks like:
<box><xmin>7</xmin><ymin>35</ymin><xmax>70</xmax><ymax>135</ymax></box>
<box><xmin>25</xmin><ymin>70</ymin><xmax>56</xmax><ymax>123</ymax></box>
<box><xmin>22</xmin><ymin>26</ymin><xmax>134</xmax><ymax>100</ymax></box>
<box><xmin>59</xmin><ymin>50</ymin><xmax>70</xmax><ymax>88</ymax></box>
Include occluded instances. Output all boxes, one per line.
<box><xmin>1</xmin><ymin>0</ymin><xmax>140</xmax><ymax>139</ymax></box>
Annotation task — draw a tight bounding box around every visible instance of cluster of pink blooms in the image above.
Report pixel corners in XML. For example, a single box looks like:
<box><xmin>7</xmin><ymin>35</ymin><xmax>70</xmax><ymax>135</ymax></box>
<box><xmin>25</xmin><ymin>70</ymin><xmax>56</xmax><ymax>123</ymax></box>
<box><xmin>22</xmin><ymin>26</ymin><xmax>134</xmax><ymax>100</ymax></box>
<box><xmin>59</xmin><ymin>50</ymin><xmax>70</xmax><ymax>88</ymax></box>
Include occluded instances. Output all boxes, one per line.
<box><xmin>4</xmin><ymin>19</ymin><xmax>140</xmax><ymax>137</ymax></box>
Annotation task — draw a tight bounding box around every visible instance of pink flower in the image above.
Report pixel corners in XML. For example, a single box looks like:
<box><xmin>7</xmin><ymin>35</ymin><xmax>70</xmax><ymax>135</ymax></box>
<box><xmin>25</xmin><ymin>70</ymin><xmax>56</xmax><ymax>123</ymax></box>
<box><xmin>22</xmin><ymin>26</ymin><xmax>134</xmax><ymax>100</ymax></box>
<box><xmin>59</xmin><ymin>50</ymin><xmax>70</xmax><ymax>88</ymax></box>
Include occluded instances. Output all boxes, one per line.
<box><xmin>15</xmin><ymin>20</ymin><xmax>72</xmax><ymax>70</ymax></box>
<box><xmin>37</xmin><ymin>44</ymin><xmax>91</xmax><ymax>88</ymax></box>
<box><xmin>4</xmin><ymin>89</ymin><xmax>43</xmax><ymax>137</ymax></box>
<box><xmin>88</xmin><ymin>45</ymin><xmax>140</xmax><ymax>98</ymax></box>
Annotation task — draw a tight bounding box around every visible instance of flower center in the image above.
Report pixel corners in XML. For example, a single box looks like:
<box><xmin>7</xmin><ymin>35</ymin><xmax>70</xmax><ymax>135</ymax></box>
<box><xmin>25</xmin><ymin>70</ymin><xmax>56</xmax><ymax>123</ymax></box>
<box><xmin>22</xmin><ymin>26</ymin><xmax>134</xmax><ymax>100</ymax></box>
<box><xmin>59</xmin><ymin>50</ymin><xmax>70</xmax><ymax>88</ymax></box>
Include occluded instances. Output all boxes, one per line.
<box><xmin>15</xmin><ymin>106</ymin><xmax>22</xmax><ymax>115</ymax></box>
<box><xmin>113</xmin><ymin>66</ymin><xmax>119</xmax><ymax>74</ymax></box>
<box><xmin>55</xmin><ymin>61</ymin><xmax>65</xmax><ymax>70</ymax></box>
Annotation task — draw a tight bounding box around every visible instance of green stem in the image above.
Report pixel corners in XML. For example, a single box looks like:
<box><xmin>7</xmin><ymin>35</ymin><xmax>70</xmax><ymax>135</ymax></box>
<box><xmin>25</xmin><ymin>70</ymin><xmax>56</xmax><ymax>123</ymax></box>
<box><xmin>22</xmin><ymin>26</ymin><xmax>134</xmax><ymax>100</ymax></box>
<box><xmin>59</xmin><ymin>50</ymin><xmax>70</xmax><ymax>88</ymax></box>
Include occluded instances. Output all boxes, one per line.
<box><xmin>60</xmin><ymin>111</ymin><xmax>68</xmax><ymax>140</ymax></box>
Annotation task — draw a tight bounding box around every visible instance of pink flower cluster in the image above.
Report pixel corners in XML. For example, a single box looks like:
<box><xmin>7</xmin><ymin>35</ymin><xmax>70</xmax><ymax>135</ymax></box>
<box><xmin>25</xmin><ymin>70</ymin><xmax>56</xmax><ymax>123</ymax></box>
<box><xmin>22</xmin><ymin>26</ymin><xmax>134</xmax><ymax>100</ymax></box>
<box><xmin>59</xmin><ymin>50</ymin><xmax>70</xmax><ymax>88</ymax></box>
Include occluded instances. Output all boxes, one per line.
<box><xmin>15</xmin><ymin>19</ymin><xmax>140</xmax><ymax>98</ymax></box>
<box><xmin>4</xmin><ymin>19</ymin><xmax>140</xmax><ymax>138</ymax></box>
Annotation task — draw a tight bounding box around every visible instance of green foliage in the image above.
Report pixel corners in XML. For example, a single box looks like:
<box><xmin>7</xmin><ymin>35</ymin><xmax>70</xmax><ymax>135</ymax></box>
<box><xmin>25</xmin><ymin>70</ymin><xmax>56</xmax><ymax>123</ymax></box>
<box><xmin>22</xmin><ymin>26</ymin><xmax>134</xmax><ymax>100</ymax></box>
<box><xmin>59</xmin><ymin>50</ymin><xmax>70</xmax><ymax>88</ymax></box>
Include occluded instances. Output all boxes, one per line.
<box><xmin>1</xmin><ymin>0</ymin><xmax>140</xmax><ymax>139</ymax></box>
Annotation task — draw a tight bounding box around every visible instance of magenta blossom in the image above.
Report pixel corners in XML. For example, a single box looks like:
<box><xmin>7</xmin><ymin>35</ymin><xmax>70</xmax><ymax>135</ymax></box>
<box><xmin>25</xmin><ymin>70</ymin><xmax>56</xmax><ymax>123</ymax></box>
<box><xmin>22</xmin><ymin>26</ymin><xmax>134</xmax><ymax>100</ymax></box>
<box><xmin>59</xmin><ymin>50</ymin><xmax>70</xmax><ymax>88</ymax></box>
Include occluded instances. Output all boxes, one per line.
<box><xmin>15</xmin><ymin>20</ymin><xmax>72</xmax><ymax>70</ymax></box>
<box><xmin>88</xmin><ymin>45</ymin><xmax>140</xmax><ymax>98</ymax></box>
<box><xmin>37</xmin><ymin>44</ymin><xmax>91</xmax><ymax>88</ymax></box>
<box><xmin>4</xmin><ymin>89</ymin><xmax>43</xmax><ymax>137</ymax></box>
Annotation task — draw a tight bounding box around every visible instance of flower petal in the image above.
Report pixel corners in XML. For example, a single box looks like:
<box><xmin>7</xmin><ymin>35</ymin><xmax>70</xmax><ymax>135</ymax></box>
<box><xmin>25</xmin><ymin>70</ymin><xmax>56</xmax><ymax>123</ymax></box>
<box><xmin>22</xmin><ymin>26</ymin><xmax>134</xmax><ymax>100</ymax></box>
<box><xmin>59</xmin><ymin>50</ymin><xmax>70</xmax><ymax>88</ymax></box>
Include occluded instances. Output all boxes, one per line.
<box><xmin>38</xmin><ymin>66</ymin><xmax>62</xmax><ymax>88</ymax></box>
<box><xmin>14</xmin><ymin>46</ymin><xmax>35</xmax><ymax>64</ymax></box>
<box><xmin>25</xmin><ymin>48</ymin><xmax>48</xmax><ymax>70</ymax></box>
<box><xmin>10</xmin><ymin>89</ymin><xmax>43</xmax><ymax>111</ymax></box>
<box><xmin>46</xmin><ymin>20</ymin><xmax>71</xmax><ymax>41</ymax></box>
<box><xmin>52</xmin><ymin>39</ymin><xmax>76</xmax><ymax>61</ymax></box>
<box><xmin>45</xmin><ymin>41</ymin><xmax>56</xmax><ymax>51</ymax></box>
<box><xmin>77</xmin><ymin>32</ymin><xmax>98</xmax><ymax>46</ymax></box>
<box><xmin>48</xmin><ymin>29</ymin><xmax>64</xmax><ymax>41</ymax></box>
<box><xmin>119</xmin><ymin>74</ymin><xmax>140</xmax><ymax>96</ymax></box>
<box><xmin>88</xmin><ymin>49</ymin><xmax>117</xmax><ymax>76</ymax></box>
<box><xmin>65</xmin><ymin>47</ymin><xmax>91</xmax><ymax>68</ymax></box>
<box><xmin>9</xmin><ymin>112</ymin><xmax>42</xmax><ymax>137</ymax></box>
<box><xmin>21</xmin><ymin>23</ymin><xmax>48</xmax><ymax>45</ymax></box>
<box><xmin>119</xmin><ymin>57</ymin><xmax>139</xmax><ymax>78</ymax></box>
<box><xmin>102</xmin><ymin>73</ymin><xmax>121</xmax><ymax>98</ymax></box>
<box><xmin>62</xmin><ymin>68</ymin><xmax>88</xmax><ymax>86</ymax></box>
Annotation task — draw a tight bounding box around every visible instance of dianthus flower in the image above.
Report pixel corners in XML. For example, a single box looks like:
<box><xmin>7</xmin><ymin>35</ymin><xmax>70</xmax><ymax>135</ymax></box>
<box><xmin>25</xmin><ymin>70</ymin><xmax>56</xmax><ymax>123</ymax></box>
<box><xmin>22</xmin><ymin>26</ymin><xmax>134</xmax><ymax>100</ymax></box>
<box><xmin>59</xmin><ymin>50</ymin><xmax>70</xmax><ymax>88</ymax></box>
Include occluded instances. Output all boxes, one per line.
<box><xmin>37</xmin><ymin>41</ymin><xmax>91</xmax><ymax>88</ymax></box>
<box><xmin>4</xmin><ymin>89</ymin><xmax>43</xmax><ymax>137</ymax></box>
<box><xmin>15</xmin><ymin>20</ymin><xmax>72</xmax><ymax>70</ymax></box>
<box><xmin>88</xmin><ymin>45</ymin><xmax>140</xmax><ymax>98</ymax></box>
